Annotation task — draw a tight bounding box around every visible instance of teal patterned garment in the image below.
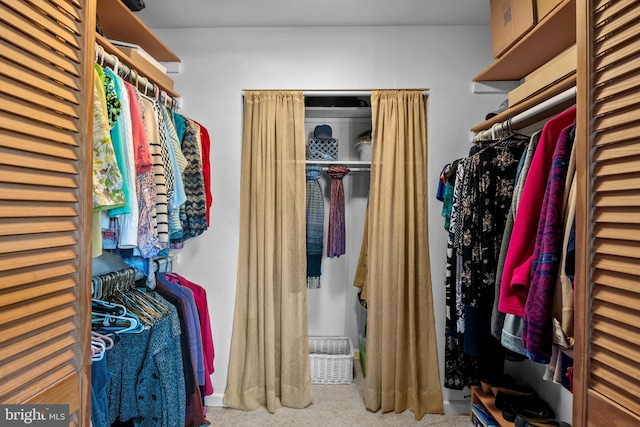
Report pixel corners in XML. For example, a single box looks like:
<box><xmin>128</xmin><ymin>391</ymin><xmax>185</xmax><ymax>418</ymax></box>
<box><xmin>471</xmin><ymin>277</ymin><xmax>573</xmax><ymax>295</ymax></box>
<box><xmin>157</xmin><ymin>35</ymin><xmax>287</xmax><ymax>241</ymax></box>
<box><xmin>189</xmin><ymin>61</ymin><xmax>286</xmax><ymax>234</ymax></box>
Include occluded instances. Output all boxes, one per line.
<box><xmin>92</xmin><ymin>65</ymin><xmax>125</xmax><ymax>211</ymax></box>
<box><xmin>175</xmin><ymin>118</ymin><xmax>207</xmax><ymax>241</ymax></box>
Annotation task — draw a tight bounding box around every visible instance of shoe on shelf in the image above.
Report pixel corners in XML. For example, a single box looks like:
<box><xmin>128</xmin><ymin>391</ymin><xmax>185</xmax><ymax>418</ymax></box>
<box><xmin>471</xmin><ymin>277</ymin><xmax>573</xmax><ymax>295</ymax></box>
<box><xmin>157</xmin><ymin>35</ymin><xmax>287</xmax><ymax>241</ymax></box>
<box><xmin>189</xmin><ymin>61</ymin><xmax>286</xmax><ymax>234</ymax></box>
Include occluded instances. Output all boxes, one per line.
<box><xmin>501</xmin><ymin>395</ymin><xmax>555</xmax><ymax>423</ymax></box>
<box><xmin>490</xmin><ymin>374</ymin><xmax>535</xmax><ymax>396</ymax></box>
<box><xmin>514</xmin><ymin>414</ymin><xmax>572</xmax><ymax>427</ymax></box>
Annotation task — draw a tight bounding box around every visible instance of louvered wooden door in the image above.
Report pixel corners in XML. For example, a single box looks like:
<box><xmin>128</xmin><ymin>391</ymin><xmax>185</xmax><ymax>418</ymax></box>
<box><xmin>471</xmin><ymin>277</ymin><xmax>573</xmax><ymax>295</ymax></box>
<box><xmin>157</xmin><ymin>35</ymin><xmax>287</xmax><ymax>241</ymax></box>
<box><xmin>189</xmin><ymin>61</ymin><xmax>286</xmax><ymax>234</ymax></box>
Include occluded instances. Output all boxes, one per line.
<box><xmin>0</xmin><ymin>0</ymin><xmax>95</xmax><ymax>425</ymax></box>
<box><xmin>575</xmin><ymin>0</ymin><xmax>640</xmax><ymax>426</ymax></box>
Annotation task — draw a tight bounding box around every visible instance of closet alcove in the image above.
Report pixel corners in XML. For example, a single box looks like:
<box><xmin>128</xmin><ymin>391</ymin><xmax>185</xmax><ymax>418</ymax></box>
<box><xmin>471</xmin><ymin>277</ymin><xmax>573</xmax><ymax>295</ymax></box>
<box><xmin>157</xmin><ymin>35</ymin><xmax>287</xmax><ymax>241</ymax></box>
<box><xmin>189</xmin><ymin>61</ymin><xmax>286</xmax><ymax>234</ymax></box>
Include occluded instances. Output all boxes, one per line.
<box><xmin>304</xmin><ymin>94</ymin><xmax>371</xmax><ymax>356</ymax></box>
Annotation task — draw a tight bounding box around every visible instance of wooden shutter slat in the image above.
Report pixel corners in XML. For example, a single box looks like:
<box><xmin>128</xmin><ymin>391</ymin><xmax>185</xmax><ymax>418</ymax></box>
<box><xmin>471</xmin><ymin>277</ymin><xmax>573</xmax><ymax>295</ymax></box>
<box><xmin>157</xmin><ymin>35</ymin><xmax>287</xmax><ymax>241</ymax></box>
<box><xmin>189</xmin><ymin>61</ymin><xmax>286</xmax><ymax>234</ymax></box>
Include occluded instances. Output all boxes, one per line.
<box><xmin>0</xmin><ymin>248</ymin><xmax>77</xmax><ymax>273</ymax></box>
<box><xmin>0</xmin><ymin>350</ymin><xmax>76</xmax><ymax>402</ymax></box>
<box><xmin>593</xmin><ymin>172</ymin><xmax>640</xmax><ymax>192</ymax></box>
<box><xmin>0</xmin><ymin>74</ymin><xmax>78</xmax><ymax>118</ymax></box>
<box><xmin>593</xmin><ymin>121</ymin><xmax>640</xmax><ymax>146</ymax></box>
<box><xmin>0</xmin><ymin>38</ymin><xmax>79</xmax><ymax>91</ymax></box>
<box><xmin>593</xmin><ymin>86</ymin><xmax>640</xmax><ymax>116</ymax></box>
<box><xmin>22</xmin><ymin>0</ymin><xmax>81</xmax><ymax>35</ymax></box>
<box><xmin>0</xmin><ymin>95</ymin><xmax>79</xmax><ymax>133</ymax></box>
<box><xmin>48</xmin><ymin>0</ymin><xmax>81</xmax><ymax>21</ymax></box>
<box><xmin>595</xmin><ymin>0</ymin><xmax>636</xmax><ymax>26</ymax></box>
<box><xmin>0</xmin><ymin>321</ymin><xmax>74</xmax><ymax>363</ymax></box>
<box><xmin>594</xmin><ymin>55</ymin><xmax>640</xmax><ymax>87</ymax></box>
<box><xmin>594</xmin><ymin>154</ymin><xmax>640</xmax><ymax>176</ymax></box>
<box><xmin>594</xmin><ymin>3</ymin><xmax>640</xmax><ymax>40</ymax></box>
<box><xmin>593</xmin><ymin>333</ymin><xmax>640</xmax><ymax>365</ymax></box>
<box><xmin>0</xmin><ymin>112</ymin><xmax>77</xmax><ymax>146</ymax></box>
<box><xmin>0</xmin><ymin>58</ymin><xmax>80</xmax><ymax>105</ymax></box>
<box><xmin>0</xmin><ymin>335</ymin><xmax>76</xmax><ymax>380</ymax></box>
<box><xmin>593</xmin><ymin>300</ymin><xmax>640</xmax><ymax>329</ymax></box>
<box><xmin>0</xmin><ymin>164</ymin><xmax>78</xmax><ymax>188</ymax></box>
<box><xmin>0</xmin><ymin>201</ymin><xmax>78</xmax><ymax>218</ymax></box>
<box><xmin>593</xmin><ymin>285</ymin><xmax>640</xmax><ymax>310</ymax></box>
<box><xmin>594</xmin><ymin>224</ymin><xmax>640</xmax><ymax>242</ymax></box>
<box><xmin>594</xmin><ymin>207</ymin><xmax>640</xmax><ymax>224</ymax></box>
<box><xmin>0</xmin><ymin>262</ymin><xmax>76</xmax><ymax>289</ymax></box>
<box><xmin>595</xmin><ymin>14</ymin><xmax>640</xmax><ymax>54</ymax></box>
<box><xmin>0</xmin><ymin>184</ymin><xmax>78</xmax><ymax>203</ymax></box>
<box><xmin>593</xmin><ymin>253</ymin><xmax>640</xmax><ymax>276</ymax></box>
<box><xmin>594</xmin><ymin>191</ymin><xmax>640</xmax><ymax>207</ymax></box>
<box><xmin>23</xmin><ymin>373</ymin><xmax>80</xmax><ymax>415</ymax></box>
<box><xmin>0</xmin><ymin>278</ymin><xmax>75</xmax><ymax>307</ymax></box>
<box><xmin>593</xmin><ymin>315</ymin><xmax>640</xmax><ymax>347</ymax></box>
<box><xmin>1</xmin><ymin>0</ymin><xmax>80</xmax><ymax>48</ymax></box>
<box><xmin>591</xmin><ymin>357</ymin><xmax>640</xmax><ymax>400</ymax></box>
<box><xmin>0</xmin><ymin>292</ymin><xmax>76</xmax><ymax>326</ymax></box>
<box><xmin>0</xmin><ymin>232</ymin><xmax>77</xmax><ymax>255</ymax></box>
<box><xmin>593</xmin><ymin>139</ymin><xmax>640</xmax><ymax>162</ymax></box>
<box><xmin>0</xmin><ymin>148</ymin><xmax>77</xmax><ymax>174</ymax></box>
<box><xmin>0</xmin><ymin>27</ymin><xmax>79</xmax><ymax>78</ymax></box>
<box><xmin>588</xmin><ymin>381</ymin><xmax>640</xmax><ymax>425</ymax></box>
<box><xmin>0</xmin><ymin>218</ymin><xmax>77</xmax><ymax>237</ymax></box>
<box><xmin>0</xmin><ymin>3</ymin><xmax>80</xmax><ymax>63</ymax></box>
<box><xmin>593</xmin><ymin>68</ymin><xmax>640</xmax><ymax>100</ymax></box>
<box><xmin>0</xmin><ymin>129</ymin><xmax>78</xmax><ymax>160</ymax></box>
<box><xmin>0</xmin><ymin>306</ymin><xmax>75</xmax><ymax>342</ymax></box>
<box><xmin>595</xmin><ymin>105</ymin><xmax>640</xmax><ymax>131</ymax></box>
<box><xmin>60</xmin><ymin>0</ymin><xmax>82</xmax><ymax>11</ymax></box>
<box><xmin>594</xmin><ymin>239</ymin><xmax>640</xmax><ymax>260</ymax></box>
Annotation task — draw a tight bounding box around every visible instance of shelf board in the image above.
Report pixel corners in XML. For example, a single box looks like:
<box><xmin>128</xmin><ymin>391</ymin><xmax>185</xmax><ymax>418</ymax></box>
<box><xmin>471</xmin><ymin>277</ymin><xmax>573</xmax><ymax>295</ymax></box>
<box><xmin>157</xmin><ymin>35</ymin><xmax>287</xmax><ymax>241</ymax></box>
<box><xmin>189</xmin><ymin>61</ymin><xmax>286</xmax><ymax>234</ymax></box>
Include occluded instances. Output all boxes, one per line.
<box><xmin>96</xmin><ymin>0</ymin><xmax>180</xmax><ymax>63</ymax></box>
<box><xmin>471</xmin><ymin>386</ymin><xmax>514</xmax><ymax>427</ymax></box>
<box><xmin>306</xmin><ymin>160</ymin><xmax>371</xmax><ymax>168</ymax></box>
<box><xmin>473</xmin><ymin>0</ymin><xmax>576</xmax><ymax>82</ymax></box>
<box><xmin>471</xmin><ymin>74</ymin><xmax>576</xmax><ymax>133</ymax></box>
<box><xmin>96</xmin><ymin>34</ymin><xmax>180</xmax><ymax>98</ymax></box>
<box><xmin>305</xmin><ymin>107</ymin><xmax>372</xmax><ymax>119</ymax></box>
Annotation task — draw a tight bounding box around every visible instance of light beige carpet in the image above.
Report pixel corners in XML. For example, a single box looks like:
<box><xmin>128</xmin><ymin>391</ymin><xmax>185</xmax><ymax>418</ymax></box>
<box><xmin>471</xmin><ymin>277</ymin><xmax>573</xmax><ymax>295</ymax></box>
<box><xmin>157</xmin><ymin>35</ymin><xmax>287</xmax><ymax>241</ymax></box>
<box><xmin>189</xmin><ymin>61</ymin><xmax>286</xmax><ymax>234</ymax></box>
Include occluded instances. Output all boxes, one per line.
<box><xmin>206</xmin><ymin>362</ymin><xmax>470</xmax><ymax>426</ymax></box>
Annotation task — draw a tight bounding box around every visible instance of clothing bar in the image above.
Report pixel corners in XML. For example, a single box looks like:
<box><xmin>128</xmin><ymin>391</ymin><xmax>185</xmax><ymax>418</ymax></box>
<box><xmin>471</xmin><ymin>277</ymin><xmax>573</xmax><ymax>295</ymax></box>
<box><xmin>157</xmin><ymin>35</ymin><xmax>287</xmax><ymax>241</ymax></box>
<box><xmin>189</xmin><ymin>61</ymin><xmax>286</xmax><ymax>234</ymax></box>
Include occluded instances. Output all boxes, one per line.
<box><xmin>320</xmin><ymin>167</ymin><xmax>370</xmax><ymax>172</ymax></box>
<box><xmin>95</xmin><ymin>43</ymin><xmax>178</xmax><ymax>109</ymax></box>
<box><xmin>474</xmin><ymin>86</ymin><xmax>576</xmax><ymax>142</ymax></box>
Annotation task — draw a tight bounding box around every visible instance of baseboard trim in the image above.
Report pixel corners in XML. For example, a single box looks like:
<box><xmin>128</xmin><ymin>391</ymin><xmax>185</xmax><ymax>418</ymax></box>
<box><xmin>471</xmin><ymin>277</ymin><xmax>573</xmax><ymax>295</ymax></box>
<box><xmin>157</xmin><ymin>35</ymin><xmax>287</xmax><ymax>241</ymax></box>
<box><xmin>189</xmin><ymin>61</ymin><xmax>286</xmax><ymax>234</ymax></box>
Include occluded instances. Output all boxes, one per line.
<box><xmin>205</xmin><ymin>393</ymin><xmax>226</xmax><ymax>407</ymax></box>
<box><xmin>443</xmin><ymin>399</ymin><xmax>471</xmax><ymax>415</ymax></box>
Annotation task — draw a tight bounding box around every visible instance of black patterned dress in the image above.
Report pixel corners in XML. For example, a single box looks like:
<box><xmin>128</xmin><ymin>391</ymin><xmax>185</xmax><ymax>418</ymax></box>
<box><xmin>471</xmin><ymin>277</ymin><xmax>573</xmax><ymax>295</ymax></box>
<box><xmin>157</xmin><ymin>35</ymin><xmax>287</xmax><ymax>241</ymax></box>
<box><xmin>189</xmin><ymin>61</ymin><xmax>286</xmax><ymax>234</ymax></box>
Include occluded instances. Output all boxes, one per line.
<box><xmin>443</xmin><ymin>138</ymin><xmax>528</xmax><ymax>389</ymax></box>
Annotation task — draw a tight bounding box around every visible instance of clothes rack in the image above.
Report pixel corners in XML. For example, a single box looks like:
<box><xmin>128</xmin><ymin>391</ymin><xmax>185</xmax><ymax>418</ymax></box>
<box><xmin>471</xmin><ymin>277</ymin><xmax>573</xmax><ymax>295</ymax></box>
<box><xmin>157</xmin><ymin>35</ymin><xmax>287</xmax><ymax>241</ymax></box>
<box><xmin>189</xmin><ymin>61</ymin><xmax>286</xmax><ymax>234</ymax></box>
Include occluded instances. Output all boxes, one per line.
<box><xmin>95</xmin><ymin>43</ymin><xmax>178</xmax><ymax>109</ymax></box>
<box><xmin>473</xmin><ymin>86</ymin><xmax>577</xmax><ymax>142</ymax></box>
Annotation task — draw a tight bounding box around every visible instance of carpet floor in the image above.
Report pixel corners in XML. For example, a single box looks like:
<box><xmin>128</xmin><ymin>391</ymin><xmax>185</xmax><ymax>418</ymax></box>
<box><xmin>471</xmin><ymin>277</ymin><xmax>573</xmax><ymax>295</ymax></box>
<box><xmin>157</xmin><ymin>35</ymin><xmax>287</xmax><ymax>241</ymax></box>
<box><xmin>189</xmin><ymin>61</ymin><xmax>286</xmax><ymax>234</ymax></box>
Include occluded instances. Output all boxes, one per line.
<box><xmin>206</xmin><ymin>363</ymin><xmax>471</xmax><ymax>426</ymax></box>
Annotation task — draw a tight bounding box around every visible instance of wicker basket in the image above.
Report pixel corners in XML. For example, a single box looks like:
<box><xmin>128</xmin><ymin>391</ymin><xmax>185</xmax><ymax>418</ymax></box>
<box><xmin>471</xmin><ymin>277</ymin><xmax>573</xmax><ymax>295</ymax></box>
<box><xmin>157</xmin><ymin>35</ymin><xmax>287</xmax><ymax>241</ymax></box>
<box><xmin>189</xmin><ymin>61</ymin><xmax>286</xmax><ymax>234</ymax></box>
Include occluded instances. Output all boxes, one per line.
<box><xmin>309</xmin><ymin>336</ymin><xmax>354</xmax><ymax>384</ymax></box>
<box><xmin>307</xmin><ymin>137</ymin><xmax>338</xmax><ymax>161</ymax></box>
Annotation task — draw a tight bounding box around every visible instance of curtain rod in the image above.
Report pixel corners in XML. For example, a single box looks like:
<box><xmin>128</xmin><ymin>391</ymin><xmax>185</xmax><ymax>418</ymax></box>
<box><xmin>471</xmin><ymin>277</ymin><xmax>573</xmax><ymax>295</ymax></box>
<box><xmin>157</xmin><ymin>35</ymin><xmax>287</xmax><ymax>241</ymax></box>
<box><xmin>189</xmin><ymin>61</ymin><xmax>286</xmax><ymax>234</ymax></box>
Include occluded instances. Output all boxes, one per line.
<box><xmin>241</xmin><ymin>90</ymin><xmax>430</xmax><ymax>96</ymax></box>
<box><xmin>474</xmin><ymin>86</ymin><xmax>576</xmax><ymax>142</ymax></box>
<box><xmin>95</xmin><ymin>43</ymin><xmax>178</xmax><ymax>109</ymax></box>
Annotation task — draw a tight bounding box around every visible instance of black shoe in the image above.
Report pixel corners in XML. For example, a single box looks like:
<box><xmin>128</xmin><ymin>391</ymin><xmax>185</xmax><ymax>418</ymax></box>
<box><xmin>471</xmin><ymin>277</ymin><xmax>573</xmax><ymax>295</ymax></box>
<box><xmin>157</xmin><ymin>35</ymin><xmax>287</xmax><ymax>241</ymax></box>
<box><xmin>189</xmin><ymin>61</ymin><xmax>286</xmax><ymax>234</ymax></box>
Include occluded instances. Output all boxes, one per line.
<box><xmin>514</xmin><ymin>414</ymin><xmax>571</xmax><ymax>427</ymax></box>
<box><xmin>502</xmin><ymin>396</ymin><xmax>555</xmax><ymax>422</ymax></box>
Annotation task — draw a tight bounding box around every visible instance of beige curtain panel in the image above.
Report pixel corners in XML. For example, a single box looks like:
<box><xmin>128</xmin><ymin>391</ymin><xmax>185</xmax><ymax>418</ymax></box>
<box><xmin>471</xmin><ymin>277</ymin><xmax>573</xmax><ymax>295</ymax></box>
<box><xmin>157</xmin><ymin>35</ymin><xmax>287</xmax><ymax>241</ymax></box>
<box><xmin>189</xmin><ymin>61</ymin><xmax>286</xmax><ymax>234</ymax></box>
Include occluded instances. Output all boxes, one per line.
<box><xmin>362</xmin><ymin>90</ymin><xmax>444</xmax><ymax>419</ymax></box>
<box><xmin>224</xmin><ymin>90</ymin><xmax>313</xmax><ymax>412</ymax></box>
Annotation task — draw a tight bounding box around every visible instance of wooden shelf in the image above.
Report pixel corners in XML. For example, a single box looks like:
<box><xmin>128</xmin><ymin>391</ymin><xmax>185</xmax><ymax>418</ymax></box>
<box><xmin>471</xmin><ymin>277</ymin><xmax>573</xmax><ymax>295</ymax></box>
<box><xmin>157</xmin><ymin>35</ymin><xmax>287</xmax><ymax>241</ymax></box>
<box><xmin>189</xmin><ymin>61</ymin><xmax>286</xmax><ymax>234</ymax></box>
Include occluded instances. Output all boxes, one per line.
<box><xmin>305</xmin><ymin>107</ymin><xmax>372</xmax><ymax>119</ymax></box>
<box><xmin>471</xmin><ymin>74</ymin><xmax>575</xmax><ymax>133</ymax></box>
<box><xmin>473</xmin><ymin>0</ymin><xmax>575</xmax><ymax>82</ymax></box>
<box><xmin>96</xmin><ymin>0</ymin><xmax>180</xmax><ymax>63</ymax></box>
<box><xmin>306</xmin><ymin>160</ymin><xmax>371</xmax><ymax>168</ymax></box>
<box><xmin>96</xmin><ymin>34</ymin><xmax>180</xmax><ymax>98</ymax></box>
<box><xmin>471</xmin><ymin>386</ymin><xmax>514</xmax><ymax>427</ymax></box>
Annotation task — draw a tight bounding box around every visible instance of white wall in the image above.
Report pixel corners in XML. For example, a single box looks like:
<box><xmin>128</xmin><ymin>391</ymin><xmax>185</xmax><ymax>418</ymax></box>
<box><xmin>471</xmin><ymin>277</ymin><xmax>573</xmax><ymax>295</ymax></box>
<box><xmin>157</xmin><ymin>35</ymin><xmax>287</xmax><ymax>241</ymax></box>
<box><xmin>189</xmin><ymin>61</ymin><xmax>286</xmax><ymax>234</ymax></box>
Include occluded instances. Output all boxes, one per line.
<box><xmin>153</xmin><ymin>25</ymin><xmax>507</xmax><ymax>412</ymax></box>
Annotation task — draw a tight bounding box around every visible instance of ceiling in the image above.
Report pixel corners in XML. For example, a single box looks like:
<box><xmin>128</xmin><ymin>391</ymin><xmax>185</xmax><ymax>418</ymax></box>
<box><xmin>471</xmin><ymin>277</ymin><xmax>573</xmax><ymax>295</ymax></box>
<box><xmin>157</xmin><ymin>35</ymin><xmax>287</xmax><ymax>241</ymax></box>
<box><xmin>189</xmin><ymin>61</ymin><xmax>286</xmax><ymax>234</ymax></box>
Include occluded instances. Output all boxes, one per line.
<box><xmin>135</xmin><ymin>0</ymin><xmax>491</xmax><ymax>29</ymax></box>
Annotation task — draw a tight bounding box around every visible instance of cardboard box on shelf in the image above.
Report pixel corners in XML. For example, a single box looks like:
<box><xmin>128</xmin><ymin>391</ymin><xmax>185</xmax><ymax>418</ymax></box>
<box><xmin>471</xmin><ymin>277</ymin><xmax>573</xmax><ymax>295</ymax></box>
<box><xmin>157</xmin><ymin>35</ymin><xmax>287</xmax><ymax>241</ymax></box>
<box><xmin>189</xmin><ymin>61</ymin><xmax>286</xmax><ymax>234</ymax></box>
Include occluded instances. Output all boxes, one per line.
<box><xmin>536</xmin><ymin>0</ymin><xmax>563</xmax><ymax>20</ymax></box>
<box><xmin>490</xmin><ymin>0</ymin><xmax>537</xmax><ymax>58</ymax></box>
<box><xmin>508</xmin><ymin>43</ymin><xmax>576</xmax><ymax>106</ymax></box>
<box><xmin>118</xmin><ymin>46</ymin><xmax>175</xmax><ymax>92</ymax></box>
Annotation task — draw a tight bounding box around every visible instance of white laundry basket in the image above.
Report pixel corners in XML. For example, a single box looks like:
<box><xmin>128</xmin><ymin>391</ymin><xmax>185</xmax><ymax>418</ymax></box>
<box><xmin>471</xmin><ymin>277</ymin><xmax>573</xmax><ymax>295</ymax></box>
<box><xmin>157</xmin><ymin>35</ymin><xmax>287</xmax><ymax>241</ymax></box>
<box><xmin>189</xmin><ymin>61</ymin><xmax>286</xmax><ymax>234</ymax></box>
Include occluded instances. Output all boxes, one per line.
<box><xmin>309</xmin><ymin>336</ymin><xmax>354</xmax><ymax>384</ymax></box>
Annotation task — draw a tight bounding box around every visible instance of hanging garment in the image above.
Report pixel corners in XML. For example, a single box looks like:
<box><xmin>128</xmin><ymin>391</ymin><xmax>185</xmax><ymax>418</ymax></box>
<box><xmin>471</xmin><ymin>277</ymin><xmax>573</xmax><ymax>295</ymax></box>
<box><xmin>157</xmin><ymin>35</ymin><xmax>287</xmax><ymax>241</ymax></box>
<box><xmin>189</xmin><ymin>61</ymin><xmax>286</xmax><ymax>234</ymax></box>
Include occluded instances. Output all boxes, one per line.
<box><xmin>306</xmin><ymin>166</ymin><xmax>324</xmax><ymax>288</ymax></box>
<box><xmin>179</xmin><ymin>118</ymin><xmax>208</xmax><ymax>241</ymax></box>
<box><xmin>523</xmin><ymin>123</ymin><xmax>576</xmax><ymax>363</ymax></box>
<box><xmin>327</xmin><ymin>165</ymin><xmax>350</xmax><ymax>258</ymax></box>
<box><xmin>499</xmin><ymin>106</ymin><xmax>576</xmax><ymax>316</ymax></box>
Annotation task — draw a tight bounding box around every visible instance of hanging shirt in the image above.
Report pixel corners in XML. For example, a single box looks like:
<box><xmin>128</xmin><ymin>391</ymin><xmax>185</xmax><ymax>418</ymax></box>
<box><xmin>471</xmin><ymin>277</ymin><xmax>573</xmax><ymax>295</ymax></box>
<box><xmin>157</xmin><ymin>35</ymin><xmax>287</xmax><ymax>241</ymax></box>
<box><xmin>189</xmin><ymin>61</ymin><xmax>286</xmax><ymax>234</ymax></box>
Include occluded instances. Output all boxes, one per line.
<box><xmin>92</xmin><ymin>65</ymin><xmax>125</xmax><ymax>211</ymax></box>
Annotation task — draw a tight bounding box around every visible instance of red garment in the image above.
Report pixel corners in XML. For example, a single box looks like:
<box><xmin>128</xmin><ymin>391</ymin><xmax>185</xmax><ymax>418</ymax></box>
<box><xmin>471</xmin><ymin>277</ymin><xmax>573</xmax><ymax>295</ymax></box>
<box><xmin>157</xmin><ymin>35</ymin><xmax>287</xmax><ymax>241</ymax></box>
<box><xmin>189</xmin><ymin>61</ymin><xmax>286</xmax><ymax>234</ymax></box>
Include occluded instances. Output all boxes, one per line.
<box><xmin>194</xmin><ymin>120</ymin><xmax>212</xmax><ymax>226</ymax></box>
<box><xmin>124</xmin><ymin>82</ymin><xmax>153</xmax><ymax>174</ymax></box>
<box><xmin>498</xmin><ymin>106</ymin><xmax>576</xmax><ymax>316</ymax></box>
<box><xmin>169</xmin><ymin>272</ymin><xmax>216</xmax><ymax>396</ymax></box>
